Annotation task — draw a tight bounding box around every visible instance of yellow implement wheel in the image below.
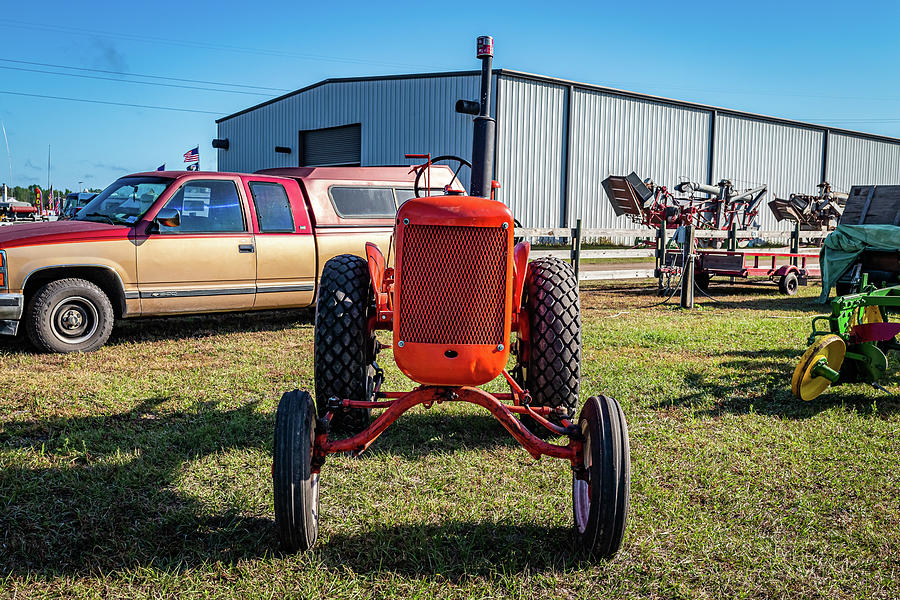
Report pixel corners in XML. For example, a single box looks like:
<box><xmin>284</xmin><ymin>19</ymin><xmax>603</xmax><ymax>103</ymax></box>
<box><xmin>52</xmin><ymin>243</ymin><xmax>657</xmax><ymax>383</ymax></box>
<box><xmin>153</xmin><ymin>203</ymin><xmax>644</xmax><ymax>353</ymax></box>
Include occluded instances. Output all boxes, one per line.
<box><xmin>791</xmin><ymin>334</ymin><xmax>846</xmax><ymax>401</ymax></box>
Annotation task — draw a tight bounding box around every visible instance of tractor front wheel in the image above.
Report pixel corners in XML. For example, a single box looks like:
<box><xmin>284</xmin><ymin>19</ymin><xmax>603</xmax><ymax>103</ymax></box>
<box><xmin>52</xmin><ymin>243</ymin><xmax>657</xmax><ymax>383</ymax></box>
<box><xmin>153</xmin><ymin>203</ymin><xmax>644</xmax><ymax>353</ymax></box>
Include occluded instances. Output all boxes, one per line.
<box><xmin>572</xmin><ymin>395</ymin><xmax>630</xmax><ymax>558</ymax></box>
<box><xmin>518</xmin><ymin>257</ymin><xmax>580</xmax><ymax>436</ymax></box>
<box><xmin>273</xmin><ymin>389</ymin><xmax>320</xmax><ymax>553</ymax></box>
<box><xmin>314</xmin><ymin>254</ymin><xmax>376</xmax><ymax>434</ymax></box>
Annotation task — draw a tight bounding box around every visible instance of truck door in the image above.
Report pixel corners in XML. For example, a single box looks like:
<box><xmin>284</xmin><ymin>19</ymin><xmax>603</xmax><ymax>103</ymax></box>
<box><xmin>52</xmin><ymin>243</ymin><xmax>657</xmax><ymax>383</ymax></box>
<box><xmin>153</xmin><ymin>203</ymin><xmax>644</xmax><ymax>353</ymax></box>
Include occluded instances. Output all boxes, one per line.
<box><xmin>246</xmin><ymin>179</ymin><xmax>316</xmax><ymax>308</ymax></box>
<box><xmin>137</xmin><ymin>178</ymin><xmax>256</xmax><ymax>314</ymax></box>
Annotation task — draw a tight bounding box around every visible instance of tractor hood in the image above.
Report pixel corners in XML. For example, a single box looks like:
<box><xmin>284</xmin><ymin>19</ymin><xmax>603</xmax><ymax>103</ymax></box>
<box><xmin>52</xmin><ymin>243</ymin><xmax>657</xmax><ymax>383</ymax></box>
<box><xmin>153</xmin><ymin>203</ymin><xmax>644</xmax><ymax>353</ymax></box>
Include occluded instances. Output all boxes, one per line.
<box><xmin>0</xmin><ymin>220</ymin><xmax>131</xmax><ymax>249</ymax></box>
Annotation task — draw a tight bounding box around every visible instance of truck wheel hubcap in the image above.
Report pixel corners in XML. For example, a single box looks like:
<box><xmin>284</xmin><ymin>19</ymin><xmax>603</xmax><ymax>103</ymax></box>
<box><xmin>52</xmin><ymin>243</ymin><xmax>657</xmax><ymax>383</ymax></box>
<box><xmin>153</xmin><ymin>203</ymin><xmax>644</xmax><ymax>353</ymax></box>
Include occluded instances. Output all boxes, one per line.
<box><xmin>51</xmin><ymin>296</ymin><xmax>99</xmax><ymax>344</ymax></box>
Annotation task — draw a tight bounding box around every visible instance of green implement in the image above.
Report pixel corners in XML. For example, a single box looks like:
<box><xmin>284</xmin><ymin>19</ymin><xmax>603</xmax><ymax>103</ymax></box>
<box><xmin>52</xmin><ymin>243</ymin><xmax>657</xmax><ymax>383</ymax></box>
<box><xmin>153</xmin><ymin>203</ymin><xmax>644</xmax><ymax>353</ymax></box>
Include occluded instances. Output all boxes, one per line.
<box><xmin>793</xmin><ymin>278</ymin><xmax>900</xmax><ymax>400</ymax></box>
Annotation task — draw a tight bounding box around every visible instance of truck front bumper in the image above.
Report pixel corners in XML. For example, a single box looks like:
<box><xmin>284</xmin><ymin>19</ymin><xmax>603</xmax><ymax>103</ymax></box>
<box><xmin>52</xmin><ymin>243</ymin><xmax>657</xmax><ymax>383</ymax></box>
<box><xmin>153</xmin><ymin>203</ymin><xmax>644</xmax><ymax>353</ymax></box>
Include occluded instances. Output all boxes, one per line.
<box><xmin>0</xmin><ymin>293</ymin><xmax>24</xmax><ymax>336</ymax></box>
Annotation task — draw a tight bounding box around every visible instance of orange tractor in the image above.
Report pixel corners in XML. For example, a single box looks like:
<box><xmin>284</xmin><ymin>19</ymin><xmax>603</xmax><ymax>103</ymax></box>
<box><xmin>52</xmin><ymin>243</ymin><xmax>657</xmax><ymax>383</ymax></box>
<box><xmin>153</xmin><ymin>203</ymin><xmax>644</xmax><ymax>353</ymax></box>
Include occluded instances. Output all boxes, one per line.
<box><xmin>273</xmin><ymin>36</ymin><xmax>631</xmax><ymax>558</ymax></box>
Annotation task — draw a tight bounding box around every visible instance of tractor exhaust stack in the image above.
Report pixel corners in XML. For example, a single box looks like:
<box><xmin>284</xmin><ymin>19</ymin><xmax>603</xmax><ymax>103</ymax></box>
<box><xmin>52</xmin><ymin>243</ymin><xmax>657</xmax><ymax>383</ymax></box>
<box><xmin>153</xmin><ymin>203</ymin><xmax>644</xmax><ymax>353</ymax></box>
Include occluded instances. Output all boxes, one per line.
<box><xmin>468</xmin><ymin>35</ymin><xmax>495</xmax><ymax>199</ymax></box>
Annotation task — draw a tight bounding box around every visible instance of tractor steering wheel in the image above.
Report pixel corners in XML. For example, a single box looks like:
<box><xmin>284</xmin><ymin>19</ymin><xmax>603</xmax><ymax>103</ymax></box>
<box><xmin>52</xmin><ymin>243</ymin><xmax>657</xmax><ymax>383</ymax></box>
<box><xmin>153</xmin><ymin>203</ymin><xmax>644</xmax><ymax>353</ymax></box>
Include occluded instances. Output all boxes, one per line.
<box><xmin>414</xmin><ymin>155</ymin><xmax>472</xmax><ymax>198</ymax></box>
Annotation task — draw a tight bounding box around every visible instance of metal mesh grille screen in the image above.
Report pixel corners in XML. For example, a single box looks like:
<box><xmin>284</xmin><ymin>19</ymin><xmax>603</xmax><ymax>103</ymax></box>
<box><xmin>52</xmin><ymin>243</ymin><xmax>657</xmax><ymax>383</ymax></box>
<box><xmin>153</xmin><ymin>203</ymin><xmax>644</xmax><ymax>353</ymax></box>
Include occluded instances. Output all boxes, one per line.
<box><xmin>398</xmin><ymin>224</ymin><xmax>508</xmax><ymax>345</ymax></box>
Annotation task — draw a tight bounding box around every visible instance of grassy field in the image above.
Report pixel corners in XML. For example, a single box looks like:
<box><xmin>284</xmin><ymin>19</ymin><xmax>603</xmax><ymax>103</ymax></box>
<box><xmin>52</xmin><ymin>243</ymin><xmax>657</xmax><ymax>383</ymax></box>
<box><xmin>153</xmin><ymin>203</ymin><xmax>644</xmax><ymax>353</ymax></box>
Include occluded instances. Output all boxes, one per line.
<box><xmin>1</xmin><ymin>281</ymin><xmax>898</xmax><ymax>599</ymax></box>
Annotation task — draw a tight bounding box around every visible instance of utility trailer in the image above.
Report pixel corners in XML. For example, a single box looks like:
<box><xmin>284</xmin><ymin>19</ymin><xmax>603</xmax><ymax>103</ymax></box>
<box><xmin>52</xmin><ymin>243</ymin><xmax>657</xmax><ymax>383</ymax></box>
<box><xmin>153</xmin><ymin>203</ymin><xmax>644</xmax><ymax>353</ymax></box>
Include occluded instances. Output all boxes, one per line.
<box><xmin>663</xmin><ymin>248</ymin><xmax>820</xmax><ymax>295</ymax></box>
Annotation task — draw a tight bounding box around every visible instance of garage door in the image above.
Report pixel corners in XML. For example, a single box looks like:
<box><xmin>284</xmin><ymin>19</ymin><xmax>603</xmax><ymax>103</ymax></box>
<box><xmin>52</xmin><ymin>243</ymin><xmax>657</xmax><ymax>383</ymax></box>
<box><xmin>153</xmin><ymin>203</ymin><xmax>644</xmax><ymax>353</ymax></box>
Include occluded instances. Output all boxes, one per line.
<box><xmin>299</xmin><ymin>124</ymin><xmax>361</xmax><ymax>167</ymax></box>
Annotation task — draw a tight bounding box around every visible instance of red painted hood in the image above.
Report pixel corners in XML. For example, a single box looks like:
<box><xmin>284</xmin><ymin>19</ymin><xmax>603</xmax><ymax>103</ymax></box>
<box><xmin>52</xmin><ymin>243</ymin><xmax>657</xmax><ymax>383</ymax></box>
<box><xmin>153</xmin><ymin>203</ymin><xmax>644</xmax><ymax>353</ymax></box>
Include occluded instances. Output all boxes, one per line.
<box><xmin>0</xmin><ymin>220</ymin><xmax>131</xmax><ymax>249</ymax></box>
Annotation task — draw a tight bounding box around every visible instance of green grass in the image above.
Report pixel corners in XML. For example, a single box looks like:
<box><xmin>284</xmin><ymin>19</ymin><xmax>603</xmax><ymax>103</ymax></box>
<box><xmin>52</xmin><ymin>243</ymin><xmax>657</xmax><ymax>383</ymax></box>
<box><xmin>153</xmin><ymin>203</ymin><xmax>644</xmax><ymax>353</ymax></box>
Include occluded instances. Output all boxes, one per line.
<box><xmin>1</xmin><ymin>282</ymin><xmax>898</xmax><ymax>599</ymax></box>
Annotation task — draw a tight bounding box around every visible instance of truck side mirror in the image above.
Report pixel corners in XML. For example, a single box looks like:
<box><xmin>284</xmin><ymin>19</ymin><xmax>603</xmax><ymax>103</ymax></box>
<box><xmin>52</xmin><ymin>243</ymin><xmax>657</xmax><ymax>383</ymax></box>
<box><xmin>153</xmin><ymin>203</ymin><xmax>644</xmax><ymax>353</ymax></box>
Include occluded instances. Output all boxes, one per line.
<box><xmin>155</xmin><ymin>208</ymin><xmax>181</xmax><ymax>229</ymax></box>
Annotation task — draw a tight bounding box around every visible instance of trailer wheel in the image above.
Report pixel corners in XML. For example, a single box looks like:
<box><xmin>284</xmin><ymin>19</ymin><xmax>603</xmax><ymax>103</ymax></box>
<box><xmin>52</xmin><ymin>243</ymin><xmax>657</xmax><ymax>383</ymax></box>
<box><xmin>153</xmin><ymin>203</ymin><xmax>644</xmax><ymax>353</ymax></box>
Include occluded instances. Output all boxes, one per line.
<box><xmin>779</xmin><ymin>271</ymin><xmax>799</xmax><ymax>295</ymax></box>
<box><xmin>26</xmin><ymin>278</ymin><xmax>114</xmax><ymax>353</ymax></box>
<box><xmin>273</xmin><ymin>389</ymin><xmax>319</xmax><ymax>553</ymax></box>
<box><xmin>572</xmin><ymin>395</ymin><xmax>630</xmax><ymax>558</ymax></box>
<box><xmin>315</xmin><ymin>254</ymin><xmax>376</xmax><ymax>434</ymax></box>
<box><xmin>518</xmin><ymin>257</ymin><xmax>580</xmax><ymax>436</ymax></box>
<box><xmin>694</xmin><ymin>272</ymin><xmax>710</xmax><ymax>292</ymax></box>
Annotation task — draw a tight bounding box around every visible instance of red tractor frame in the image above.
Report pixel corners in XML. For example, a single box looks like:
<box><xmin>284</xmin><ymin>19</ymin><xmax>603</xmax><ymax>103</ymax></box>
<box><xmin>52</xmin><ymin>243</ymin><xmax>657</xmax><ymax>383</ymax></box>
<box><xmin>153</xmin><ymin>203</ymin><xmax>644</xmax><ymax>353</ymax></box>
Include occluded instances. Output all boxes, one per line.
<box><xmin>272</xmin><ymin>36</ymin><xmax>631</xmax><ymax>559</ymax></box>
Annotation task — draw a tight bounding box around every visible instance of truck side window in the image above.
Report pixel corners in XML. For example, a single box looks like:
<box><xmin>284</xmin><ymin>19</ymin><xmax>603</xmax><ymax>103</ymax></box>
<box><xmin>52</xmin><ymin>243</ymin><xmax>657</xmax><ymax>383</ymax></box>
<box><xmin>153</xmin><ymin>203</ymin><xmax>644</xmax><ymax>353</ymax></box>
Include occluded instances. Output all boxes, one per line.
<box><xmin>159</xmin><ymin>180</ymin><xmax>246</xmax><ymax>233</ymax></box>
<box><xmin>249</xmin><ymin>182</ymin><xmax>295</xmax><ymax>233</ymax></box>
<box><xmin>329</xmin><ymin>186</ymin><xmax>396</xmax><ymax>218</ymax></box>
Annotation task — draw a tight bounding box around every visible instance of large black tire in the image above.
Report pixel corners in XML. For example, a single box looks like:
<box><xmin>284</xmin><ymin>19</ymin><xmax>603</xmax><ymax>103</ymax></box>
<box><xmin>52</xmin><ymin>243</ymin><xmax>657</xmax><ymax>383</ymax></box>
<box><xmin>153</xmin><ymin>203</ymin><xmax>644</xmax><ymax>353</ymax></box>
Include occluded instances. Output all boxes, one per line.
<box><xmin>273</xmin><ymin>389</ymin><xmax>319</xmax><ymax>553</ymax></box>
<box><xmin>572</xmin><ymin>395</ymin><xmax>630</xmax><ymax>558</ymax></box>
<box><xmin>26</xmin><ymin>278</ymin><xmax>114</xmax><ymax>353</ymax></box>
<box><xmin>314</xmin><ymin>254</ymin><xmax>375</xmax><ymax>434</ymax></box>
<box><xmin>779</xmin><ymin>272</ymin><xmax>799</xmax><ymax>296</ymax></box>
<box><xmin>518</xmin><ymin>257</ymin><xmax>580</xmax><ymax>436</ymax></box>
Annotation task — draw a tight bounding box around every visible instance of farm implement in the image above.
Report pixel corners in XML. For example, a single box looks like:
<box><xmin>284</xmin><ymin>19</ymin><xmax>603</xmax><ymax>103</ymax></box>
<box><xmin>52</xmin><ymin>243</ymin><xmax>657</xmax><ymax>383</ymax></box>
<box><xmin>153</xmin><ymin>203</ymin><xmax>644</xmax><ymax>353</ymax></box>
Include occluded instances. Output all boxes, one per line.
<box><xmin>272</xmin><ymin>37</ymin><xmax>630</xmax><ymax>558</ymax></box>
<box><xmin>792</xmin><ymin>277</ymin><xmax>900</xmax><ymax>400</ymax></box>
<box><xmin>662</xmin><ymin>248</ymin><xmax>820</xmax><ymax>295</ymax></box>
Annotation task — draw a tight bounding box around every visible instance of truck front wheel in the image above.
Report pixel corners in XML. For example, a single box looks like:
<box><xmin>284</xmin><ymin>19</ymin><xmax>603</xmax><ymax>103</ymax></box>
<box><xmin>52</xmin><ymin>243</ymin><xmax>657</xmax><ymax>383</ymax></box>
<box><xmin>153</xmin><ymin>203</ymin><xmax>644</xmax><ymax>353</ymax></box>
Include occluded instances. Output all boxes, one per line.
<box><xmin>26</xmin><ymin>278</ymin><xmax>114</xmax><ymax>353</ymax></box>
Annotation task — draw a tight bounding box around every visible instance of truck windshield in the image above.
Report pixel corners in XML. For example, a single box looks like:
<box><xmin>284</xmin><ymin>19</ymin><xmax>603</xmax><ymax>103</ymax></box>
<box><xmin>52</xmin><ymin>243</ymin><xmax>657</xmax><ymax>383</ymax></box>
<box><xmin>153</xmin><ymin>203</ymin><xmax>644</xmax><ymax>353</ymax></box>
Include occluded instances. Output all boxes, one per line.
<box><xmin>73</xmin><ymin>177</ymin><xmax>172</xmax><ymax>226</ymax></box>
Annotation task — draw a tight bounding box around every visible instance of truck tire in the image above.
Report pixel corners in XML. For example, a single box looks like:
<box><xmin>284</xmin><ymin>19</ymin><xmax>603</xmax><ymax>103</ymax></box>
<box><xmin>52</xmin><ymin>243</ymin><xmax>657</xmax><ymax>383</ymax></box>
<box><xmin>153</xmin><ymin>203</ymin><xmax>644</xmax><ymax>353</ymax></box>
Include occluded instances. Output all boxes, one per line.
<box><xmin>314</xmin><ymin>254</ymin><xmax>375</xmax><ymax>434</ymax></box>
<box><xmin>26</xmin><ymin>278</ymin><xmax>114</xmax><ymax>353</ymax></box>
<box><xmin>518</xmin><ymin>257</ymin><xmax>580</xmax><ymax>436</ymax></box>
<box><xmin>779</xmin><ymin>271</ymin><xmax>799</xmax><ymax>296</ymax></box>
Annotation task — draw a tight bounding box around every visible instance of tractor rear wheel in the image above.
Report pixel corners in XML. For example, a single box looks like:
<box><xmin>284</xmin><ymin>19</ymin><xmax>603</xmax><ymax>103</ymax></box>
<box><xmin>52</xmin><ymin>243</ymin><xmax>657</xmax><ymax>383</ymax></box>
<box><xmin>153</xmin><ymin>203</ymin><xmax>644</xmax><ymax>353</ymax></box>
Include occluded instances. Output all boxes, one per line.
<box><xmin>314</xmin><ymin>254</ymin><xmax>376</xmax><ymax>434</ymax></box>
<box><xmin>518</xmin><ymin>257</ymin><xmax>580</xmax><ymax>436</ymax></box>
<box><xmin>572</xmin><ymin>395</ymin><xmax>630</xmax><ymax>558</ymax></box>
<box><xmin>273</xmin><ymin>389</ymin><xmax>319</xmax><ymax>553</ymax></box>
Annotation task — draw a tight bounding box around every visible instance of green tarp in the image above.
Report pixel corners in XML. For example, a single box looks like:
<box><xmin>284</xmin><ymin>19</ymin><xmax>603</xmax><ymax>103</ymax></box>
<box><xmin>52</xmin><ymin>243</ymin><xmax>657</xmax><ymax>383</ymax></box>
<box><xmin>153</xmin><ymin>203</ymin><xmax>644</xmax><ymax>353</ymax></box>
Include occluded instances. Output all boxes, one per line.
<box><xmin>819</xmin><ymin>224</ymin><xmax>900</xmax><ymax>302</ymax></box>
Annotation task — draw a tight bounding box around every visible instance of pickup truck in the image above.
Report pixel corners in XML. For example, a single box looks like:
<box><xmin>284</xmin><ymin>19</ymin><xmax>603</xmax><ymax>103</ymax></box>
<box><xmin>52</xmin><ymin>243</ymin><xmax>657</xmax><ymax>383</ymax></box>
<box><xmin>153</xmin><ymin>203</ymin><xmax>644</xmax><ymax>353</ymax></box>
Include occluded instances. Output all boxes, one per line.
<box><xmin>0</xmin><ymin>166</ymin><xmax>459</xmax><ymax>352</ymax></box>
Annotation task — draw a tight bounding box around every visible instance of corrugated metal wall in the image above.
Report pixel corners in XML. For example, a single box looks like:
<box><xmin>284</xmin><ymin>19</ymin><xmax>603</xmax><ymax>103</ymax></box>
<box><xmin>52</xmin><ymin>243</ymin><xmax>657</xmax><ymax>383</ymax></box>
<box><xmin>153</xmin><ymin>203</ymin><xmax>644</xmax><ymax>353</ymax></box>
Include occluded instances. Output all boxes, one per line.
<box><xmin>713</xmin><ymin>115</ymin><xmax>823</xmax><ymax>230</ymax></box>
<box><xmin>568</xmin><ymin>89</ymin><xmax>710</xmax><ymax>231</ymax></box>
<box><xmin>826</xmin><ymin>133</ymin><xmax>900</xmax><ymax>194</ymax></box>
<box><xmin>494</xmin><ymin>77</ymin><xmax>567</xmax><ymax>228</ymax></box>
<box><xmin>219</xmin><ymin>72</ymin><xmax>900</xmax><ymax>233</ymax></box>
<box><xmin>218</xmin><ymin>74</ymin><xmax>494</xmax><ymax>191</ymax></box>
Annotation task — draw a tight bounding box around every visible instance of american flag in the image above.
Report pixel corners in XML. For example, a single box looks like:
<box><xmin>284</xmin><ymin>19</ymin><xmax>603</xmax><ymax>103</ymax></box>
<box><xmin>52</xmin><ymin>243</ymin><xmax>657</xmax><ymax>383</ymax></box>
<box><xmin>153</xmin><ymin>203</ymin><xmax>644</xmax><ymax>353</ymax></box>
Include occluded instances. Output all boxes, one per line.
<box><xmin>183</xmin><ymin>147</ymin><xmax>199</xmax><ymax>163</ymax></box>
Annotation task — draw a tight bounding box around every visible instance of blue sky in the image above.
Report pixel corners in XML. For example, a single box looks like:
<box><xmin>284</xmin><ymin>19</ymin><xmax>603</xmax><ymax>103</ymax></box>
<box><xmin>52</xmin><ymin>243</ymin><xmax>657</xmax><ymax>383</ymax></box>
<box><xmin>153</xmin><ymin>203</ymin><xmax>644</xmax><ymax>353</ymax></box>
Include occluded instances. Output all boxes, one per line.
<box><xmin>0</xmin><ymin>0</ymin><xmax>897</xmax><ymax>193</ymax></box>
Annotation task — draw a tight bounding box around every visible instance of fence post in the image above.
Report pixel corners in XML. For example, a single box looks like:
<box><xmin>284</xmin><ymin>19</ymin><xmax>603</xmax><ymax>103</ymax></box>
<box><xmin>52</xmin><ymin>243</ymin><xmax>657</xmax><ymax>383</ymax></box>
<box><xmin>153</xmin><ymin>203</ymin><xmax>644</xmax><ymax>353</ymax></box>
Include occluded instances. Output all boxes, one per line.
<box><xmin>680</xmin><ymin>224</ymin><xmax>695</xmax><ymax>309</ymax></box>
<box><xmin>656</xmin><ymin>221</ymin><xmax>667</xmax><ymax>295</ymax></box>
<box><xmin>790</xmin><ymin>222</ymin><xmax>800</xmax><ymax>266</ymax></box>
<box><xmin>572</xmin><ymin>218</ymin><xmax>582</xmax><ymax>282</ymax></box>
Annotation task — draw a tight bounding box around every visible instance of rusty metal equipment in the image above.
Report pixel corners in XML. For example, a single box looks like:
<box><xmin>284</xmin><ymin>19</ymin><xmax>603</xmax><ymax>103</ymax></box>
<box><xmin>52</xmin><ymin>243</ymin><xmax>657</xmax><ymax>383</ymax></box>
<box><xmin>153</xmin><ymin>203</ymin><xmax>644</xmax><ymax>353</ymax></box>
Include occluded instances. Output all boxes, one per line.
<box><xmin>792</xmin><ymin>276</ymin><xmax>900</xmax><ymax>401</ymax></box>
<box><xmin>602</xmin><ymin>172</ymin><xmax>766</xmax><ymax>232</ymax></box>
<box><xmin>769</xmin><ymin>182</ymin><xmax>846</xmax><ymax>231</ymax></box>
<box><xmin>272</xmin><ymin>36</ymin><xmax>630</xmax><ymax>559</ymax></box>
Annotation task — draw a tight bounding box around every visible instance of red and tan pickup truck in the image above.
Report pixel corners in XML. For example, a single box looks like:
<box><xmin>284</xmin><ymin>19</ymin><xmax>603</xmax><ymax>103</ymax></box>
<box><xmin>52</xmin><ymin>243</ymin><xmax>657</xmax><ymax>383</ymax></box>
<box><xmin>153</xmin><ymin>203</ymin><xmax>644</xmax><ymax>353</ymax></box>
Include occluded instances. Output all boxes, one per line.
<box><xmin>0</xmin><ymin>166</ymin><xmax>459</xmax><ymax>352</ymax></box>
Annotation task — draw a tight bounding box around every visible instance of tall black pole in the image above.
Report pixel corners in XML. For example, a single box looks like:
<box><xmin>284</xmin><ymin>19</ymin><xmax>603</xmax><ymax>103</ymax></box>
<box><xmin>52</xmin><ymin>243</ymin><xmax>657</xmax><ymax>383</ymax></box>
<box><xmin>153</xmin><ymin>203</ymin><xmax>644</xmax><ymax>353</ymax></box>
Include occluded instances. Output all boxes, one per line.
<box><xmin>470</xmin><ymin>36</ymin><xmax>495</xmax><ymax>199</ymax></box>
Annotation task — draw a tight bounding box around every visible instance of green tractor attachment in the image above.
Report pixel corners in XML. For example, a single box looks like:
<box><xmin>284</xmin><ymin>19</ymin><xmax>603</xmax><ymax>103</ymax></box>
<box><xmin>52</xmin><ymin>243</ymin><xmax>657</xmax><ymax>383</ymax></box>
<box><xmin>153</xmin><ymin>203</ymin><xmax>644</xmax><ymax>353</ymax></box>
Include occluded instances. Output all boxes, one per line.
<box><xmin>793</xmin><ymin>277</ymin><xmax>900</xmax><ymax>401</ymax></box>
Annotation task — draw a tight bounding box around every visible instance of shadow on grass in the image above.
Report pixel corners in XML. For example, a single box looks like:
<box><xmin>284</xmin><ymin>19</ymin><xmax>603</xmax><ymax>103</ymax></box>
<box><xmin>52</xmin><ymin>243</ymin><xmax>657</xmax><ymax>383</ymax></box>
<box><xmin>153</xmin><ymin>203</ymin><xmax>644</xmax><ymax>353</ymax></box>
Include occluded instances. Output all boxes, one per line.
<box><xmin>321</xmin><ymin>522</ymin><xmax>581</xmax><ymax>578</ymax></box>
<box><xmin>0</xmin><ymin>395</ymin><xmax>560</xmax><ymax>577</ymax></box>
<box><xmin>0</xmin><ymin>308</ymin><xmax>314</xmax><ymax>355</ymax></box>
<box><xmin>0</xmin><ymin>397</ymin><xmax>277</xmax><ymax>576</ymax></box>
<box><xmin>649</xmin><ymin>347</ymin><xmax>900</xmax><ymax>419</ymax></box>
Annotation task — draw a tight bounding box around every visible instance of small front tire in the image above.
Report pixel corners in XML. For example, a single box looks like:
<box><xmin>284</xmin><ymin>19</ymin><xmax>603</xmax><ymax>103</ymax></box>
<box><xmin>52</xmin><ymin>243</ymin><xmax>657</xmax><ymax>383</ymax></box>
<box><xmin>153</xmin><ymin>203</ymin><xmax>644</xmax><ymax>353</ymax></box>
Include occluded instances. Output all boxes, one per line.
<box><xmin>273</xmin><ymin>389</ymin><xmax>320</xmax><ymax>553</ymax></box>
<box><xmin>573</xmin><ymin>395</ymin><xmax>630</xmax><ymax>558</ymax></box>
<box><xmin>26</xmin><ymin>278</ymin><xmax>114</xmax><ymax>353</ymax></box>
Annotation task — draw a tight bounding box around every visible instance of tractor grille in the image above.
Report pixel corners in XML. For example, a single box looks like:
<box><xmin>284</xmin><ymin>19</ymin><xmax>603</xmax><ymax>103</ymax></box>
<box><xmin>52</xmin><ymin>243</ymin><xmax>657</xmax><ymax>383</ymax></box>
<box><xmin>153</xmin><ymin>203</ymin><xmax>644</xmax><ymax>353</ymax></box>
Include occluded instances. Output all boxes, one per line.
<box><xmin>398</xmin><ymin>224</ymin><xmax>508</xmax><ymax>345</ymax></box>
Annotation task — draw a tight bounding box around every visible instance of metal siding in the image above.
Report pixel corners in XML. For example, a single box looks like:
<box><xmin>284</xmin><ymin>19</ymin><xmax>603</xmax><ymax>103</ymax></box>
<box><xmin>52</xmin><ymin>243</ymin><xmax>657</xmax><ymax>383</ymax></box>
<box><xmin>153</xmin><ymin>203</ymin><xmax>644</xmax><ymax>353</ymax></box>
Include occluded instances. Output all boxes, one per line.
<box><xmin>217</xmin><ymin>75</ymin><xmax>494</xmax><ymax>192</ymax></box>
<box><xmin>826</xmin><ymin>133</ymin><xmax>900</xmax><ymax>193</ymax></box>
<box><xmin>567</xmin><ymin>89</ymin><xmax>710</xmax><ymax>231</ymax></box>
<box><xmin>494</xmin><ymin>77</ymin><xmax>566</xmax><ymax>228</ymax></box>
<box><xmin>713</xmin><ymin>115</ymin><xmax>823</xmax><ymax>230</ymax></box>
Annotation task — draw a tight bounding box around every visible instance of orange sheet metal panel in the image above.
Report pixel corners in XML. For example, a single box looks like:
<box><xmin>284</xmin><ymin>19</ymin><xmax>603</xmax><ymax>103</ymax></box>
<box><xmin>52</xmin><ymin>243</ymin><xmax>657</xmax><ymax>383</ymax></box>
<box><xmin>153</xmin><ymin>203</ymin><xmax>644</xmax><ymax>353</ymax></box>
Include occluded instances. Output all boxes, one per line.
<box><xmin>393</xmin><ymin>195</ymin><xmax>513</xmax><ymax>386</ymax></box>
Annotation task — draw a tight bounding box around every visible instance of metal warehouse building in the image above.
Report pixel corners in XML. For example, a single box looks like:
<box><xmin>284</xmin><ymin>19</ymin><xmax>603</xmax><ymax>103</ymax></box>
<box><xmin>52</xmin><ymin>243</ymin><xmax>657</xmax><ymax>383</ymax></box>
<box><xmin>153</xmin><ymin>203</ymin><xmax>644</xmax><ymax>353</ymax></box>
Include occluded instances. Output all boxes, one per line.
<box><xmin>216</xmin><ymin>69</ymin><xmax>900</xmax><ymax>231</ymax></box>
